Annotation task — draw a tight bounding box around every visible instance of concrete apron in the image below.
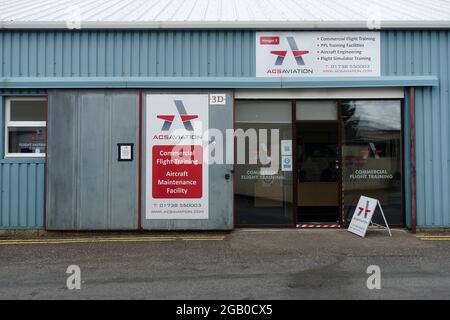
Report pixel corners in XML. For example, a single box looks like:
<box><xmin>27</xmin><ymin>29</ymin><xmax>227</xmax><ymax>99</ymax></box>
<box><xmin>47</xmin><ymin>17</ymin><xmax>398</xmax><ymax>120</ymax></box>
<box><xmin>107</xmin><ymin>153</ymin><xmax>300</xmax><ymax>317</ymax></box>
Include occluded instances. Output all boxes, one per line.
<box><xmin>0</xmin><ymin>228</ymin><xmax>449</xmax><ymax>244</ymax></box>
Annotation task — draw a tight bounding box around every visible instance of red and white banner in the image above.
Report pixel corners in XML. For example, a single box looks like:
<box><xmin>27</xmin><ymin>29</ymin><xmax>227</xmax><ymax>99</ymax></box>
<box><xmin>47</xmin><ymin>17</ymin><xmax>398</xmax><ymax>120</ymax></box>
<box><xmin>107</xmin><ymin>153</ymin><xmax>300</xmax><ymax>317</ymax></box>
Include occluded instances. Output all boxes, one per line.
<box><xmin>256</xmin><ymin>32</ymin><xmax>380</xmax><ymax>77</ymax></box>
<box><xmin>146</xmin><ymin>94</ymin><xmax>209</xmax><ymax>219</ymax></box>
<box><xmin>348</xmin><ymin>195</ymin><xmax>378</xmax><ymax>237</ymax></box>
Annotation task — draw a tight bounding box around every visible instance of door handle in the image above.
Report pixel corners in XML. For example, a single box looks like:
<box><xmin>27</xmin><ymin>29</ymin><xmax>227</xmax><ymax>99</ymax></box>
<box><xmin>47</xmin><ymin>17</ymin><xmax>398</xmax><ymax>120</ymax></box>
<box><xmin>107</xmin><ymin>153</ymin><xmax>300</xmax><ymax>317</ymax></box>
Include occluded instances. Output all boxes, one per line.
<box><xmin>225</xmin><ymin>169</ymin><xmax>234</xmax><ymax>180</ymax></box>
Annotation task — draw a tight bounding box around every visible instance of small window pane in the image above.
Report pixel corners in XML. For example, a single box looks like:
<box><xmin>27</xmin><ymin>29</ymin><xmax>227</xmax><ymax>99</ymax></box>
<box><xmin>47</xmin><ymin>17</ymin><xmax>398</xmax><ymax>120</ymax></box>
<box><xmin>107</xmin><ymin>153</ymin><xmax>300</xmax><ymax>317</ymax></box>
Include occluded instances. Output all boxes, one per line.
<box><xmin>236</xmin><ymin>101</ymin><xmax>292</xmax><ymax>123</ymax></box>
<box><xmin>296</xmin><ymin>101</ymin><xmax>337</xmax><ymax>121</ymax></box>
<box><xmin>8</xmin><ymin>127</ymin><xmax>46</xmax><ymax>154</ymax></box>
<box><xmin>10</xmin><ymin>100</ymin><xmax>46</xmax><ymax>122</ymax></box>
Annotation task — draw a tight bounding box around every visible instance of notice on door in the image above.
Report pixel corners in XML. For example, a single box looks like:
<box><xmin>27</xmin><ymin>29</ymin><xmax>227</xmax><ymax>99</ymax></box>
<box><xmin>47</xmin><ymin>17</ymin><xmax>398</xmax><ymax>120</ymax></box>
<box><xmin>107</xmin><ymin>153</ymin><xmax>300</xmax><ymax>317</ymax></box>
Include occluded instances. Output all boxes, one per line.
<box><xmin>256</xmin><ymin>32</ymin><xmax>380</xmax><ymax>77</ymax></box>
<box><xmin>146</xmin><ymin>94</ymin><xmax>209</xmax><ymax>219</ymax></box>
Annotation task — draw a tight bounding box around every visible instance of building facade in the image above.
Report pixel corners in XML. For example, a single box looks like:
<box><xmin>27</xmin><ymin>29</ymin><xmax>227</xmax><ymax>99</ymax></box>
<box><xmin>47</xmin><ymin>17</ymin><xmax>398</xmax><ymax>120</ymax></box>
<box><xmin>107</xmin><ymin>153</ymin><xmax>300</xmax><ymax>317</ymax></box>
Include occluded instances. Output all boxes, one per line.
<box><xmin>1</xmin><ymin>1</ymin><xmax>450</xmax><ymax>231</ymax></box>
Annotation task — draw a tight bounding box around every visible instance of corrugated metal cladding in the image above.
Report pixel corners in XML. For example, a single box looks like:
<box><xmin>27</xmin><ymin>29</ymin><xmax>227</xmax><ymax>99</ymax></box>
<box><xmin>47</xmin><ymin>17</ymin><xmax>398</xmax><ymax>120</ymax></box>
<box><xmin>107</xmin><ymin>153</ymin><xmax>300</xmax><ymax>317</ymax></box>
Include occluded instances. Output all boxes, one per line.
<box><xmin>0</xmin><ymin>162</ymin><xmax>45</xmax><ymax>228</ymax></box>
<box><xmin>0</xmin><ymin>93</ymin><xmax>45</xmax><ymax>229</ymax></box>
<box><xmin>382</xmin><ymin>31</ymin><xmax>450</xmax><ymax>228</ymax></box>
<box><xmin>0</xmin><ymin>31</ymin><xmax>255</xmax><ymax>77</ymax></box>
<box><xmin>0</xmin><ymin>30</ymin><xmax>449</xmax><ymax>228</ymax></box>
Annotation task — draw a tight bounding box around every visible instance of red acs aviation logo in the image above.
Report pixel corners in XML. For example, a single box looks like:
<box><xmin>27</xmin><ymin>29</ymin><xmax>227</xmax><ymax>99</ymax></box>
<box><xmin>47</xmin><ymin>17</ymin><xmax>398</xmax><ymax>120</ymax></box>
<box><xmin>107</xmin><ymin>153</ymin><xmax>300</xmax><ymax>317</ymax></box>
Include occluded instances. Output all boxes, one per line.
<box><xmin>260</xmin><ymin>36</ymin><xmax>313</xmax><ymax>75</ymax></box>
<box><xmin>157</xmin><ymin>100</ymin><xmax>198</xmax><ymax>131</ymax></box>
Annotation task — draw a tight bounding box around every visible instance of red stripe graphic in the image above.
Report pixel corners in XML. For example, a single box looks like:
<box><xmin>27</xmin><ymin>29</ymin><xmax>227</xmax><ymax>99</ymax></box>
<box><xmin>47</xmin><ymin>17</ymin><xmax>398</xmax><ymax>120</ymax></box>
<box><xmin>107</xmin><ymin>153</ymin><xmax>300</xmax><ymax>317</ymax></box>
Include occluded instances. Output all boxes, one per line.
<box><xmin>270</xmin><ymin>50</ymin><xmax>288</xmax><ymax>57</ymax></box>
<box><xmin>292</xmin><ymin>50</ymin><xmax>309</xmax><ymax>57</ymax></box>
<box><xmin>157</xmin><ymin>115</ymin><xmax>175</xmax><ymax>122</ymax></box>
<box><xmin>180</xmin><ymin>115</ymin><xmax>198</xmax><ymax>122</ymax></box>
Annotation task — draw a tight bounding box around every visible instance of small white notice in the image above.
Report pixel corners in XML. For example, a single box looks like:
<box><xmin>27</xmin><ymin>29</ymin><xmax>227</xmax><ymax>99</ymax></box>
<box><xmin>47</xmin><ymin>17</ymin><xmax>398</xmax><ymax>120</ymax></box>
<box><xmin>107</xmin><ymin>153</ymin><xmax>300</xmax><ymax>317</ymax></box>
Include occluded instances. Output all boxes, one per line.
<box><xmin>120</xmin><ymin>146</ymin><xmax>132</xmax><ymax>159</ymax></box>
<box><xmin>118</xmin><ymin>143</ymin><xmax>133</xmax><ymax>161</ymax></box>
<box><xmin>281</xmin><ymin>140</ymin><xmax>292</xmax><ymax>156</ymax></box>
<box><xmin>348</xmin><ymin>195</ymin><xmax>391</xmax><ymax>238</ymax></box>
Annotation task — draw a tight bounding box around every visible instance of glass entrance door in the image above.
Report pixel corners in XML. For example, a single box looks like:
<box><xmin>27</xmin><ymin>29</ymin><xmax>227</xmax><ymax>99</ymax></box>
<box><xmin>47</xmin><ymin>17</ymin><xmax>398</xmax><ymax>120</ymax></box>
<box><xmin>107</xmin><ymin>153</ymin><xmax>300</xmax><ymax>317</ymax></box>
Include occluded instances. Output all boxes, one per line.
<box><xmin>235</xmin><ymin>100</ymin><xmax>294</xmax><ymax>226</ymax></box>
<box><xmin>296</xmin><ymin>101</ymin><xmax>341</xmax><ymax>223</ymax></box>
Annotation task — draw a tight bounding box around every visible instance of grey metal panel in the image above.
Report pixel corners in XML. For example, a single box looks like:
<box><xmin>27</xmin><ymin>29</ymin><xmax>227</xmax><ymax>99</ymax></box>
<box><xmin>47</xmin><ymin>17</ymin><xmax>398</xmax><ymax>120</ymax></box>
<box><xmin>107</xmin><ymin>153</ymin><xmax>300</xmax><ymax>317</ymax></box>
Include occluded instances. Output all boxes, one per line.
<box><xmin>46</xmin><ymin>90</ymin><xmax>139</xmax><ymax>230</ymax></box>
<box><xmin>141</xmin><ymin>90</ymin><xmax>234</xmax><ymax>230</ymax></box>
<box><xmin>207</xmin><ymin>94</ymin><xmax>234</xmax><ymax>229</ymax></box>
<box><xmin>109</xmin><ymin>93</ymin><xmax>140</xmax><ymax>228</ymax></box>
<box><xmin>46</xmin><ymin>91</ymin><xmax>78</xmax><ymax>229</ymax></box>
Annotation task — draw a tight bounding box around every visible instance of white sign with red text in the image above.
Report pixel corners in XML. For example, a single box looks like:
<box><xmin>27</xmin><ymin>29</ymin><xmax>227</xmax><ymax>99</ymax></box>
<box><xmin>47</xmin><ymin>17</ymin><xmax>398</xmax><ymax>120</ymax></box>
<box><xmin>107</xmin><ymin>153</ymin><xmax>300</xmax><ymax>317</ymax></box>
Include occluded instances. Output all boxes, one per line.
<box><xmin>256</xmin><ymin>32</ymin><xmax>380</xmax><ymax>77</ymax></box>
<box><xmin>146</xmin><ymin>94</ymin><xmax>209</xmax><ymax>219</ymax></box>
<box><xmin>348</xmin><ymin>196</ymin><xmax>378</xmax><ymax>237</ymax></box>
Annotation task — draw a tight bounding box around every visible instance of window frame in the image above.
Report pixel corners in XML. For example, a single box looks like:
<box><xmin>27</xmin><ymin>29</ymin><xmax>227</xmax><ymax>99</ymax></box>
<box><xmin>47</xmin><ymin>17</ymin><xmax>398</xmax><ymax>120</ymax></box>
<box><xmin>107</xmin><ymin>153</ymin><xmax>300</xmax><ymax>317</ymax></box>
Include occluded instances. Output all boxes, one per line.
<box><xmin>4</xmin><ymin>97</ymin><xmax>47</xmax><ymax>158</ymax></box>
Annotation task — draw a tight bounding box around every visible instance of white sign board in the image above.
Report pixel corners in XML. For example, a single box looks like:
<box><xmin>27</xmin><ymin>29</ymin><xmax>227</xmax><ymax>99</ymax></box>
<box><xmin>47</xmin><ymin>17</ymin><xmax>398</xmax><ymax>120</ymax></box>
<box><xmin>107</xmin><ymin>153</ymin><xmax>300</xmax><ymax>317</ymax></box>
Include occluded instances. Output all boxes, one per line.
<box><xmin>256</xmin><ymin>32</ymin><xmax>380</xmax><ymax>77</ymax></box>
<box><xmin>281</xmin><ymin>140</ymin><xmax>292</xmax><ymax>156</ymax></box>
<box><xmin>348</xmin><ymin>196</ymin><xmax>378</xmax><ymax>237</ymax></box>
<box><xmin>146</xmin><ymin>94</ymin><xmax>209</xmax><ymax>219</ymax></box>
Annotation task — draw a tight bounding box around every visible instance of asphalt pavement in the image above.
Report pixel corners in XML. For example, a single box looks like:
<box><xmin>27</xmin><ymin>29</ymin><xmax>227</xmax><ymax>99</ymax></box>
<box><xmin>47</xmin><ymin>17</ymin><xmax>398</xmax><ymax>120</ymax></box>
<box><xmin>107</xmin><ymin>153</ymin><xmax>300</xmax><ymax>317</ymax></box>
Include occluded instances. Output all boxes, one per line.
<box><xmin>0</xmin><ymin>229</ymin><xmax>449</xmax><ymax>300</ymax></box>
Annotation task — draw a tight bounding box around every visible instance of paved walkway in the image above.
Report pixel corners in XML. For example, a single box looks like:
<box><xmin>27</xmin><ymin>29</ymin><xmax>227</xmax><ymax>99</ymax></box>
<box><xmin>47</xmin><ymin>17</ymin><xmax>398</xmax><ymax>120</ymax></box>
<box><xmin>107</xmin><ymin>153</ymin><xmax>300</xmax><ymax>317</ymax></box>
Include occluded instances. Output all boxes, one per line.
<box><xmin>0</xmin><ymin>229</ymin><xmax>449</xmax><ymax>299</ymax></box>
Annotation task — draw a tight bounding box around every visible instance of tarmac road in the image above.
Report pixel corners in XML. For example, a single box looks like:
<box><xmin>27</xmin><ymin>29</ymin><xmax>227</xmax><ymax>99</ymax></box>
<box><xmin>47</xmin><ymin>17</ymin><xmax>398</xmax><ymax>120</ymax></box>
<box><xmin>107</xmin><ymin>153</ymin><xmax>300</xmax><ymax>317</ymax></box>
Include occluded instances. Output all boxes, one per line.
<box><xmin>0</xmin><ymin>229</ymin><xmax>449</xmax><ymax>300</ymax></box>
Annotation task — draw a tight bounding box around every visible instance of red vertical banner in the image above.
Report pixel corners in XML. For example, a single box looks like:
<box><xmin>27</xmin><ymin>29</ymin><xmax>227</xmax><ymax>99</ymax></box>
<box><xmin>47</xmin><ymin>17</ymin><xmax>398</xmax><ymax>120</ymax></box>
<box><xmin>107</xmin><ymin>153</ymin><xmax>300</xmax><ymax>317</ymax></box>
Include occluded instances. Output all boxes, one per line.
<box><xmin>152</xmin><ymin>145</ymin><xmax>203</xmax><ymax>199</ymax></box>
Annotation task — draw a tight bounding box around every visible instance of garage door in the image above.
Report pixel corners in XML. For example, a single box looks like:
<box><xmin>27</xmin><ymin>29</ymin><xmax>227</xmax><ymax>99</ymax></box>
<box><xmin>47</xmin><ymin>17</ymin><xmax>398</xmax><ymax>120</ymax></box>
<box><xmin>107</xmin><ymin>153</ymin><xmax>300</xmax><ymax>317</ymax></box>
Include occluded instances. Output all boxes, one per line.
<box><xmin>46</xmin><ymin>90</ymin><xmax>139</xmax><ymax>230</ymax></box>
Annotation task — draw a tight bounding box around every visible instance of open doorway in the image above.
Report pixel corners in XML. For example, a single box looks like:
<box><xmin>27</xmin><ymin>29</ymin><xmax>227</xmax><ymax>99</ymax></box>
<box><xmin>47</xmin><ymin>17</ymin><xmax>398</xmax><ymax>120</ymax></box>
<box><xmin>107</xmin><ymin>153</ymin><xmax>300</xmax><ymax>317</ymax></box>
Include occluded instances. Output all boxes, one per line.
<box><xmin>296</xmin><ymin>101</ymin><xmax>341</xmax><ymax>224</ymax></box>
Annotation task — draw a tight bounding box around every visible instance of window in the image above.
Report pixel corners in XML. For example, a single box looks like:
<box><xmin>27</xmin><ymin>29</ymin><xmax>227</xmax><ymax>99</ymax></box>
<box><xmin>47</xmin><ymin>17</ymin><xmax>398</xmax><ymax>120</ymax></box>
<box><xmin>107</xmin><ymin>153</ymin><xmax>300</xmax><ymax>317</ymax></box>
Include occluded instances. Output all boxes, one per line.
<box><xmin>341</xmin><ymin>100</ymin><xmax>403</xmax><ymax>225</ymax></box>
<box><xmin>235</xmin><ymin>100</ymin><xmax>294</xmax><ymax>226</ymax></box>
<box><xmin>5</xmin><ymin>97</ymin><xmax>47</xmax><ymax>157</ymax></box>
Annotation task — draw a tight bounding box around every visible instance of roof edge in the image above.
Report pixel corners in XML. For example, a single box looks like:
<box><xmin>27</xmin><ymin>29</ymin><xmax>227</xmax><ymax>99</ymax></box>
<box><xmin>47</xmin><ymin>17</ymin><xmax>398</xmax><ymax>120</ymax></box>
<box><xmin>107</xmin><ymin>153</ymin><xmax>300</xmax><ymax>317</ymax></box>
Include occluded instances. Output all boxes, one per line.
<box><xmin>1</xmin><ymin>20</ymin><xmax>450</xmax><ymax>30</ymax></box>
<box><xmin>0</xmin><ymin>76</ymin><xmax>439</xmax><ymax>89</ymax></box>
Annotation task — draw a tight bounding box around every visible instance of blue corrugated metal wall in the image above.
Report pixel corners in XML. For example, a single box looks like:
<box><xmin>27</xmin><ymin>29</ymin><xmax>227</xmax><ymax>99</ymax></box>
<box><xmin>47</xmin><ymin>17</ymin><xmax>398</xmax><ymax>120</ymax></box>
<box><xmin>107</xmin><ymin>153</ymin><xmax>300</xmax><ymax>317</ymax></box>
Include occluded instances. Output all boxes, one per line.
<box><xmin>382</xmin><ymin>31</ymin><xmax>450</xmax><ymax>228</ymax></box>
<box><xmin>0</xmin><ymin>93</ymin><xmax>46</xmax><ymax>229</ymax></box>
<box><xmin>0</xmin><ymin>31</ymin><xmax>255</xmax><ymax>77</ymax></box>
<box><xmin>0</xmin><ymin>30</ymin><xmax>449</xmax><ymax>228</ymax></box>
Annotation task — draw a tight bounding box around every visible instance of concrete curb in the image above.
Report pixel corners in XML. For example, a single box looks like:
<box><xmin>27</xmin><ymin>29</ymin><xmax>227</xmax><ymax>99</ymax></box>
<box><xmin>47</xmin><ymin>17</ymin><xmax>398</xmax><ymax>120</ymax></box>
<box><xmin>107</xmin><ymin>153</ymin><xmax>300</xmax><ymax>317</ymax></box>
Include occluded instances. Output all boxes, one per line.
<box><xmin>0</xmin><ymin>229</ymin><xmax>233</xmax><ymax>240</ymax></box>
<box><xmin>416</xmin><ymin>228</ymin><xmax>450</xmax><ymax>234</ymax></box>
<box><xmin>0</xmin><ymin>228</ymin><xmax>416</xmax><ymax>240</ymax></box>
